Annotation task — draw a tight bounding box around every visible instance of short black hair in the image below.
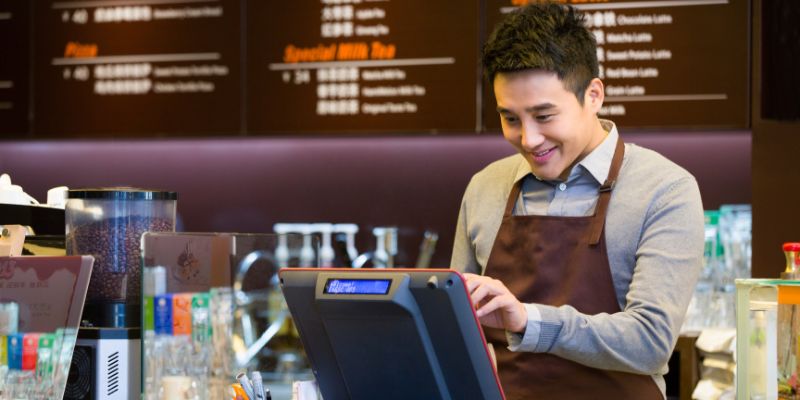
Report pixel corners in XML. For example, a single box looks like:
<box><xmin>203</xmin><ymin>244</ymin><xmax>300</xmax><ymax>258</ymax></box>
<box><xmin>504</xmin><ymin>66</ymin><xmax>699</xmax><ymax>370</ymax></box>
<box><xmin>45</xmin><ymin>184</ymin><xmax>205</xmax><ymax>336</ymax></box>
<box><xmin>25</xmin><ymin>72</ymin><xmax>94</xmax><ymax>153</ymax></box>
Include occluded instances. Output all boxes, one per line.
<box><xmin>482</xmin><ymin>2</ymin><xmax>599</xmax><ymax>103</ymax></box>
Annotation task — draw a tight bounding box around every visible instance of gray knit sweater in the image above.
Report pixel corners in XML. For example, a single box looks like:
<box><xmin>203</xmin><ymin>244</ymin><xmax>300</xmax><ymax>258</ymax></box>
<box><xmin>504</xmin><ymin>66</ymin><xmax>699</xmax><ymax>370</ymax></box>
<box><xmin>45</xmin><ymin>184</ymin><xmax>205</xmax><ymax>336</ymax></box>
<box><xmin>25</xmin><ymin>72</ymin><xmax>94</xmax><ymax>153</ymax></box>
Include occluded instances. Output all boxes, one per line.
<box><xmin>450</xmin><ymin>122</ymin><xmax>704</xmax><ymax>398</ymax></box>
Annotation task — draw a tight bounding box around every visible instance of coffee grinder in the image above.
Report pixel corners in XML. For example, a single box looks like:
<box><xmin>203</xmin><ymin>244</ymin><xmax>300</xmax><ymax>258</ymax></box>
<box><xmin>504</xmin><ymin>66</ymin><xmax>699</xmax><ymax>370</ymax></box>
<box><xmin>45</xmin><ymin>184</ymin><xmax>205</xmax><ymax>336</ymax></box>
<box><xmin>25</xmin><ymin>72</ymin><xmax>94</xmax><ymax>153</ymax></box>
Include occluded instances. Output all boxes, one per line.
<box><xmin>63</xmin><ymin>188</ymin><xmax>177</xmax><ymax>400</ymax></box>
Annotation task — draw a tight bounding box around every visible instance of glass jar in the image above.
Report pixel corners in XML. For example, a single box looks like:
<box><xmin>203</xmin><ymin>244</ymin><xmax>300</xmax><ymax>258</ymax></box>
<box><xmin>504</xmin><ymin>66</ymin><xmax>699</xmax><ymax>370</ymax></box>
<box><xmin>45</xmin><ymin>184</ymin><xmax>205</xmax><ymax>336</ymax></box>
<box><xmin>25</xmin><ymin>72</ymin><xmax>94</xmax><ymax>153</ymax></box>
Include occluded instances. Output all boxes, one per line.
<box><xmin>65</xmin><ymin>187</ymin><xmax>176</xmax><ymax>327</ymax></box>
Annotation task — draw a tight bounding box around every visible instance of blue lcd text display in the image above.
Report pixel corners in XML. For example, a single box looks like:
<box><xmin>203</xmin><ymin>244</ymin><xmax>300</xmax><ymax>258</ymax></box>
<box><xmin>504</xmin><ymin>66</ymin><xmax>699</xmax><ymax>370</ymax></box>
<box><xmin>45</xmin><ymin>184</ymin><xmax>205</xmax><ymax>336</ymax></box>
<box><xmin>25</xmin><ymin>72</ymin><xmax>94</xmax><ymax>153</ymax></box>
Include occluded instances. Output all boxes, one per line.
<box><xmin>324</xmin><ymin>279</ymin><xmax>392</xmax><ymax>295</ymax></box>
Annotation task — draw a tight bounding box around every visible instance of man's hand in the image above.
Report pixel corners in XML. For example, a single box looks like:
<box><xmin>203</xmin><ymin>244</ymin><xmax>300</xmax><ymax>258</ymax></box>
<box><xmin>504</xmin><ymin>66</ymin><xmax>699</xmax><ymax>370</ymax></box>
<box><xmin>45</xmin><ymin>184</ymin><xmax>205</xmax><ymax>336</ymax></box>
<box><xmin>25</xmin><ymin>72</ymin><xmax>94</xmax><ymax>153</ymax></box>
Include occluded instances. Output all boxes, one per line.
<box><xmin>463</xmin><ymin>273</ymin><xmax>528</xmax><ymax>333</ymax></box>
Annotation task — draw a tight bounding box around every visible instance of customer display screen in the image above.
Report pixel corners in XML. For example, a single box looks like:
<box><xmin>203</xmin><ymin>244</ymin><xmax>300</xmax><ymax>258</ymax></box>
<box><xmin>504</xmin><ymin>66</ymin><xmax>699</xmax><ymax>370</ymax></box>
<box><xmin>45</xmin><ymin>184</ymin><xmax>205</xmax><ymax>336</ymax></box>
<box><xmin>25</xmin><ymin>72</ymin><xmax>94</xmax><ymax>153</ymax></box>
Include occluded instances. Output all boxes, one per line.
<box><xmin>281</xmin><ymin>269</ymin><xmax>505</xmax><ymax>399</ymax></box>
<box><xmin>324</xmin><ymin>278</ymin><xmax>392</xmax><ymax>295</ymax></box>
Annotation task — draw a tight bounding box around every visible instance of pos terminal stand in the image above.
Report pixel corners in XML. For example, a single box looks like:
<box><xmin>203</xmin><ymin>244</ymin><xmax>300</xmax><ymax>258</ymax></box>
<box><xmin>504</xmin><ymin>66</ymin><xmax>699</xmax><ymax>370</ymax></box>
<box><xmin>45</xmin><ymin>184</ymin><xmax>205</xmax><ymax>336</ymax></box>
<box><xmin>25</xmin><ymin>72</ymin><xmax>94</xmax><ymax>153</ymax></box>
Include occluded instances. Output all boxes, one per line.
<box><xmin>279</xmin><ymin>268</ymin><xmax>505</xmax><ymax>400</ymax></box>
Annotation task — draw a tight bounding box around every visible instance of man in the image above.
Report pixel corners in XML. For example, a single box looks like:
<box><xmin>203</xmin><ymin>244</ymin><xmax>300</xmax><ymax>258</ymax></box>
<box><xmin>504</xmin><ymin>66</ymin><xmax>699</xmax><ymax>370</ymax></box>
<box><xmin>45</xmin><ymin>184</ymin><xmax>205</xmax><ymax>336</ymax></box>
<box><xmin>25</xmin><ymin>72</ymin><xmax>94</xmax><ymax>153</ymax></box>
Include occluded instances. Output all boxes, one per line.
<box><xmin>451</xmin><ymin>2</ymin><xmax>704</xmax><ymax>399</ymax></box>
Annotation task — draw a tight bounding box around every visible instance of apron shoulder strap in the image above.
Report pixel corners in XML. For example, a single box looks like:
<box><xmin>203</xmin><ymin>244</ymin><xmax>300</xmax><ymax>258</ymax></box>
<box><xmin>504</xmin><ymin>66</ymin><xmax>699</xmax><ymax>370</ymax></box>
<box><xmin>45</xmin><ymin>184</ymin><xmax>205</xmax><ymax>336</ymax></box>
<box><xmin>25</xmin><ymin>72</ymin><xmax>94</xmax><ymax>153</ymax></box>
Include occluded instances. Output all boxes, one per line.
<box><xmin>504</xmin><ymin>180</ymin><xmax>523</xmax><ymax>217</ymax></box>
<box><xmin>589</xmin><ymin>137</ymin><xmax>625</xmax><ymax>245</ymax></box>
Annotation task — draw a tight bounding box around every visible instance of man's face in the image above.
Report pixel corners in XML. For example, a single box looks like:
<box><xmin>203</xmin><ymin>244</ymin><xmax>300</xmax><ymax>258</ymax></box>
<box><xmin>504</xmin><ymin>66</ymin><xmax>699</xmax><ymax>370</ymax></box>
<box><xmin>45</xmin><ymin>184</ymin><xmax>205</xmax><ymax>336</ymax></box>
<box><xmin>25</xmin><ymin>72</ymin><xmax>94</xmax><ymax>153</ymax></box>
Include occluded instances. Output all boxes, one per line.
<box><xmin>494</xmin><ymin>69</ymin><xmax>606</xmax><ymax>181</ymax></box>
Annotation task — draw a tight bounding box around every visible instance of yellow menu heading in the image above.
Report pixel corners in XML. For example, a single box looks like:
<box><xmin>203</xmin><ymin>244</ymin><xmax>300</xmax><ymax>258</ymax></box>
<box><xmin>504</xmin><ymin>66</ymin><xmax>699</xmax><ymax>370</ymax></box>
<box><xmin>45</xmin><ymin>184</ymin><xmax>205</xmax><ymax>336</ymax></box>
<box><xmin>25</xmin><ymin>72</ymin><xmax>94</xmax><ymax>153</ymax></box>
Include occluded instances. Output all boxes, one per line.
<box><xmin>283</xmin><ymin>41</ymin><xmax>396</xmax><ymax>63</ymax></box>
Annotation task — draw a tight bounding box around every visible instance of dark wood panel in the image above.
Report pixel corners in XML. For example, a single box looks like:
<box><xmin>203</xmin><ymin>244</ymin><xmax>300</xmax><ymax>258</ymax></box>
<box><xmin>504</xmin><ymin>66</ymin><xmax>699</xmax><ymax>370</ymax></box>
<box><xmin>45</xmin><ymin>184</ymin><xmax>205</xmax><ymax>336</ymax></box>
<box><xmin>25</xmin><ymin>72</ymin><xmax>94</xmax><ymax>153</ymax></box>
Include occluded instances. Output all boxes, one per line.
<box><xmin>0</xmin><ymin>0</ymin><xmax>29</xmax><ymax>136</ymax></box>
<box><xmin>761</xmin><ymin>0</ymin><xmax>800</xmax><ymax>121</ymax></box>
<box><xmin>751</xmin><ymin>0</ymin><xmax>800</xmax><ymax>278</ymax></box>
<box><xmin>483</xmin><ymin>0</ymin><xmax>750</xmax><ymax>131</ymax></box>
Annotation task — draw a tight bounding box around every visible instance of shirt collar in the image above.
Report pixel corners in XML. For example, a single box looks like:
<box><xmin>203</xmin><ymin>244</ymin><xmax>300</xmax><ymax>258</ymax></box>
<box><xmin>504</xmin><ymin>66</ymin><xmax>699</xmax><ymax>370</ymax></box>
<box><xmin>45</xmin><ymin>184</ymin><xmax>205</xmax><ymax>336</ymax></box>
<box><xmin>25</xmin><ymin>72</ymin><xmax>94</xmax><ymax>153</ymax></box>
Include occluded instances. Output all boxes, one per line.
<box><xmin>513</xmin><ymin>119</ymin><xmax>619</xmax><ymax>185</ymax></box>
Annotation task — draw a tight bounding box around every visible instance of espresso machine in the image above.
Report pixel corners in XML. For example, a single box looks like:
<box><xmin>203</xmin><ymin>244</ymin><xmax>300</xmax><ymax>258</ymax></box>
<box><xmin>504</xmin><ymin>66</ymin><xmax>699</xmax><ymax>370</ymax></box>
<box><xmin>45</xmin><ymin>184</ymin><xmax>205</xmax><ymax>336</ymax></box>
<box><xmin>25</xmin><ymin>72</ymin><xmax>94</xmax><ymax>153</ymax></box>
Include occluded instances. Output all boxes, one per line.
<box><xmin>0</xmin><ymin>173</ymin><xmax>67</xmax><ymax>255</ymax></box>
<box><xmin>63</xmin><ymin>188</ymin><xmax>177</xmax><ymax>400</ymax></box>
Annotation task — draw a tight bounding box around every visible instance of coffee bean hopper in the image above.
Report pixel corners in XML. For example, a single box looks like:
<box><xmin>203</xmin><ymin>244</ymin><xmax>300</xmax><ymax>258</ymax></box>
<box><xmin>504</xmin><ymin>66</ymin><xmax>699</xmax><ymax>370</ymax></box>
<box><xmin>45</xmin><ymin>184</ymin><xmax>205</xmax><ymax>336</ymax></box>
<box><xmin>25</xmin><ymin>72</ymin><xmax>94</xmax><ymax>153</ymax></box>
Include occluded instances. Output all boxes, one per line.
<box><xmin>64</xmin><ymin>187</ymin><xmax>177</xmax><ymax>400</ymax></box>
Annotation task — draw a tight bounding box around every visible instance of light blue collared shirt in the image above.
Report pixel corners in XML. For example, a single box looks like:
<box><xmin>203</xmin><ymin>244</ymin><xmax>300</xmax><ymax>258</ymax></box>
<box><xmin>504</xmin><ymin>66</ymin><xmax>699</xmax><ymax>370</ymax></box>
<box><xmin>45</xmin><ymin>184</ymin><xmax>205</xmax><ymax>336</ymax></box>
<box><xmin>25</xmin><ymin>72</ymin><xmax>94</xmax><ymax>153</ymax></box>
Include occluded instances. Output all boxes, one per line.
<box><xmin>516</xmin><ymin>122</ymin><xmax>618</xmax><ymax>217</ymax></box>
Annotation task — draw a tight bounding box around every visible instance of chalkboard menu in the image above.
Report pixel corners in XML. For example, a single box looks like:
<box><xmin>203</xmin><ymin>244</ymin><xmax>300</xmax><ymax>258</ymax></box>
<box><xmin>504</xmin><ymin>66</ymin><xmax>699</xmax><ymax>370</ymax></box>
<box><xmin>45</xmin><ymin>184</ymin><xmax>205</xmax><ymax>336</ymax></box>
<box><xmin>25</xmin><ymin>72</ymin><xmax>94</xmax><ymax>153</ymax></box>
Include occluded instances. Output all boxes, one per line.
<box><xmin>4</xmin><ymin>0</ymin><xmax>751</xmax><ymax>137</ymax></box>
<box><xmin>33</xmin><ymin>0</ymin><xmax>241</xmax><ymax>136</ymax></box>
<box><xmin>0</xmin><ymin>1</ymin><xmax>29</xmax><ymax>136</ymax></box>
<box><xmin>247</xmin><ymin>0</ymin><xmax>480</xmax><ymax>133</ymax></box>
<box><xmin>483</xmin><ymin>0</ymin><xmax>750</xmax><ymax>131</ymax></box>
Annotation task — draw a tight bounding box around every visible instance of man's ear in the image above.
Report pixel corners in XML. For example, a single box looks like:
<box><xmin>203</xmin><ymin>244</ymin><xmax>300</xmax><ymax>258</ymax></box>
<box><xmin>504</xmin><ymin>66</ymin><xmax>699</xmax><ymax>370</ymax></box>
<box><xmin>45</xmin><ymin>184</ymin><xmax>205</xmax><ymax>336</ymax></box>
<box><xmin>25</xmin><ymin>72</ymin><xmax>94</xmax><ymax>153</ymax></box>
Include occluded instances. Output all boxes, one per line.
<box><xmin>584</xmin><ymin>78</ymin><xmax>605</xmax><ymax>113</ymax></box>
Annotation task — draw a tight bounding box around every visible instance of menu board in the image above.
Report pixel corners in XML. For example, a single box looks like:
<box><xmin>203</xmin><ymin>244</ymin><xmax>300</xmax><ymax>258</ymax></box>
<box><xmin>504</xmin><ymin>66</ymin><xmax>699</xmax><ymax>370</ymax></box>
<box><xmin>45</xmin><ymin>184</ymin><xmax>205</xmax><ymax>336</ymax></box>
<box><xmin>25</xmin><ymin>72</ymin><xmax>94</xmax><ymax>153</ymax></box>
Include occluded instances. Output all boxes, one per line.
<box><xmin>0</xmin><ymin>1</ymin><xmax>29</xmax><ymax>136</ymax></box>
<box><xmin>247</xmin><ymin>0</ymin><xmax>480</xmax><ymax>133</ymax></box>
<box><xmin>33</xmin><ymin>0</ymin><xmax>241</xmax><ymax>137</ymax></box>
<box><xmin>483</xmin><ymin>0</ymin><xmax>749</xmax><ymax>130</ymax></box>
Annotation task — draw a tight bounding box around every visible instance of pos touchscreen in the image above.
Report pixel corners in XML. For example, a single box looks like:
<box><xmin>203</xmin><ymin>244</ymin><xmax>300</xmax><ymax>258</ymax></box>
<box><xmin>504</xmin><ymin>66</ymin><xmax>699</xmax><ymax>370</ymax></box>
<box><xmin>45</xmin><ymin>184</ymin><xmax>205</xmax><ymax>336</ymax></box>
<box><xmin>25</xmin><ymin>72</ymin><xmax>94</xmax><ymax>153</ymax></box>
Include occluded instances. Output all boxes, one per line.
<box><xmin>279</xmin><ymin>268</ymin><xmax>505</xmax><ymax>400</ymax></box>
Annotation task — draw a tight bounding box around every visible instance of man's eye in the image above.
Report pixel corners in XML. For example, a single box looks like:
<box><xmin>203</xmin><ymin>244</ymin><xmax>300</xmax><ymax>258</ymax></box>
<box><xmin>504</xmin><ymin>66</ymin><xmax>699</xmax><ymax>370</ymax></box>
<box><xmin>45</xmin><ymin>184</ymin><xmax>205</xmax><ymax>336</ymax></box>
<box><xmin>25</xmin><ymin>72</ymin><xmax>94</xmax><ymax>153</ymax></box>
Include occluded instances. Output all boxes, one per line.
<box><xmin>536</xmin><ymin>114</ymin><xmax>553</xmax><ymax>122</ymax></box>
<box><xmin>502</xmin><ymin>115</ymin><xmax>519</xmax><ymax>124</ymax></box>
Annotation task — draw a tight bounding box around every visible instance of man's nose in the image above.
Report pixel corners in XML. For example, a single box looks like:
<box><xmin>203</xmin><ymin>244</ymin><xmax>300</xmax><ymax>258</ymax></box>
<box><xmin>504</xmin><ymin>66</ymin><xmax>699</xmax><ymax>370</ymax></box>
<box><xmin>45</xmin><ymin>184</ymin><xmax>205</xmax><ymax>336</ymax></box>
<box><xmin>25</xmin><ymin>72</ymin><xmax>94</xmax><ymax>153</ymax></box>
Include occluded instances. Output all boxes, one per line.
<box><xmin>521</xmin><ymin>122</ymin><xmax>545</xmax><ymax>150</ymax></box>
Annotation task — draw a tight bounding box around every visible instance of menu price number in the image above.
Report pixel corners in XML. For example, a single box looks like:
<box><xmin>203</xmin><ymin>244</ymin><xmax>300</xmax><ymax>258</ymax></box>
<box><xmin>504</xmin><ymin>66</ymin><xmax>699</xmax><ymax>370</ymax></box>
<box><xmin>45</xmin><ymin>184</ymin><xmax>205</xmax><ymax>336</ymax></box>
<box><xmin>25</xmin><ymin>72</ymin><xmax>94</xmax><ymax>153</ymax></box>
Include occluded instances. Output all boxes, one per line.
<box><xmin>61</xmin><ymin>9</ymin><xmax>88</xmax><ymax>24</ymax></box>
<box><xmin>62</xmin><ymin>66</ymin><xmax>90</xmax><ymax>81</ymax></box>
<box><xmin>282</xmin><ymin>70</ymin><xmax>311</xmax><ymax>85</ymax></box>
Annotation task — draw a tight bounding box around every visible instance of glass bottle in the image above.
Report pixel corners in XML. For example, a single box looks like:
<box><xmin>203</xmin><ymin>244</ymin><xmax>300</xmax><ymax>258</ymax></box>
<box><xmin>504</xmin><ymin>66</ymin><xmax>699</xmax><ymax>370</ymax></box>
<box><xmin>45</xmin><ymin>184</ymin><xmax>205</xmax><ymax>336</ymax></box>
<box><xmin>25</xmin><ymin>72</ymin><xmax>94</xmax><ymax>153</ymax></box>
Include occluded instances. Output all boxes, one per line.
<box><xmin>778</xmin><ymin>242</ymin><xmax>800</xmax><ymax>399</ymax></box>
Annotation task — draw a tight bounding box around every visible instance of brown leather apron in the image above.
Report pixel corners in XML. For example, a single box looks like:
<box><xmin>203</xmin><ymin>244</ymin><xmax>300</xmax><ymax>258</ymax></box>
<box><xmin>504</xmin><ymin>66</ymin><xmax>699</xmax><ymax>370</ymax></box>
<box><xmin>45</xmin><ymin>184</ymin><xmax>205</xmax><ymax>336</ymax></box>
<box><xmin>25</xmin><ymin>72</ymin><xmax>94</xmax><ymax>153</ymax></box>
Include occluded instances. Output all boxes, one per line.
<box><xmin>483</xmin><ymin>138</ymin><xmax>663</xmax><ymax>399</ymax></box>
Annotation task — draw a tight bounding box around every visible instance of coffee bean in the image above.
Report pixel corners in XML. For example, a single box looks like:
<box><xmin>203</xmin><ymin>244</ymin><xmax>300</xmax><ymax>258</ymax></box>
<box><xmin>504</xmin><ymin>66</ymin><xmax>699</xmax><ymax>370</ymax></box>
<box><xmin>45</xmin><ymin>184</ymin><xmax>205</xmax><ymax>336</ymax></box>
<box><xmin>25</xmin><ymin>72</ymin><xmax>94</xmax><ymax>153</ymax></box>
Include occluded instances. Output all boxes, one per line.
<box><xmin>67</xmin><ymin>216</ymin><xmax>173</xmax><ymax>304</ymax></box>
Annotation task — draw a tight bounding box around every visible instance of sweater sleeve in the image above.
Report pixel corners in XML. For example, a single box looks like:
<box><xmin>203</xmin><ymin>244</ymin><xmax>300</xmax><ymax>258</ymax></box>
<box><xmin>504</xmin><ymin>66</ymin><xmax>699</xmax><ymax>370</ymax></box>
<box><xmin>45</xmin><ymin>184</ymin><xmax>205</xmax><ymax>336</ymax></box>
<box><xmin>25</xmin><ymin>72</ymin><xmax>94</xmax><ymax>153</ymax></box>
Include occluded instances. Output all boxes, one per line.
<box><xmin>450</xmin><ymin>179</ymin><xmax>482</xmax><ymax>275</ymax></box>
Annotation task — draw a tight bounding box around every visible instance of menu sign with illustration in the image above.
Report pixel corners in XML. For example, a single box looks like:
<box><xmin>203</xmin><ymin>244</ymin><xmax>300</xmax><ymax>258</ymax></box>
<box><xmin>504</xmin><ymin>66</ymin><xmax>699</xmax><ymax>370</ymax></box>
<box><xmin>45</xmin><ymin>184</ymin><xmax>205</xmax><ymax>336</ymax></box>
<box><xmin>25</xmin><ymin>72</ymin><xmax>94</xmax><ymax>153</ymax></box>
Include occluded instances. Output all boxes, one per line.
<box><xmin>0</xmin><ymin>1</ymin><xmax>29</xmax><ymax>136</ymax></box>
<box><xmin>142</xmin><ymin>233</ymin><xmax>235</xmax><ymax>293</ymax></box>
<box><xmin>483</xmin><ymin>0</ymin><xmax>749</xmax><ymax>130</ymax></box>
<box><xmin>33</xmin><ymin>0</ymin><xmax>241</xmax><ymax>136</ymax></box>
<box><xmin>247</xmin><ymin>0</ymin><xmax>480</xmax><ymax>133</ymax></box>
<box><xmin>0</xmin><ymin>256</ymin><xmax>93</xmax><ymax>333</ymax></box>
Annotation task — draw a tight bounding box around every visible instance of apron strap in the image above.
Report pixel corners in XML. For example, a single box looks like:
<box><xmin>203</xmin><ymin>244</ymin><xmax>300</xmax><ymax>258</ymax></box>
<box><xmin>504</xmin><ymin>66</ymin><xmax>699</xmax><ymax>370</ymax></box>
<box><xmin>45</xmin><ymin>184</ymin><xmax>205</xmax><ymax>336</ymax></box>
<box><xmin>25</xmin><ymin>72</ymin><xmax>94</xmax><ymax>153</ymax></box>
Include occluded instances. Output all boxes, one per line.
<box><xmin>589</xmin><ymin>137</ymin><xmax>625</xmax><ymax>245</ymax></box>
<box><xmin>503</xmin><ymin>180</ymin><xmax>523</xmax><ymax>217</ymax></box>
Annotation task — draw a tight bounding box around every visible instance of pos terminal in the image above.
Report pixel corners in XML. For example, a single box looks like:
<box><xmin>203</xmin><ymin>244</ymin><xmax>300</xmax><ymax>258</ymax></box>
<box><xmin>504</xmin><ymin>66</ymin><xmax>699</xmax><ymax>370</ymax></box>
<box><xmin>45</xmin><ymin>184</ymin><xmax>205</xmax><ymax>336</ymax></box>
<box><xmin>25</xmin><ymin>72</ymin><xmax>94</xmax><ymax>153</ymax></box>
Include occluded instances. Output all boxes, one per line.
<box><xmin>279</xmin><ymin>268</ymin><xmax>505</xmax><ymax>400</ymax></box>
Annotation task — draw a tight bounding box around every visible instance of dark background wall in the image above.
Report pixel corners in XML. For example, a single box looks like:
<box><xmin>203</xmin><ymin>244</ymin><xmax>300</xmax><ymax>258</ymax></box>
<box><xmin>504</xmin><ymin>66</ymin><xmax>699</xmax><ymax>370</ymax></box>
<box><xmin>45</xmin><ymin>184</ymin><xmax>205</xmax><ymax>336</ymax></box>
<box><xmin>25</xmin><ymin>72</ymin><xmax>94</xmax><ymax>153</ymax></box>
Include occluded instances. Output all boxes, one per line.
<box><xmin>0</xmin><ymin>0</ymin><xmax>756</xmax><ymax>268</ymax></box>
<box><xmin>0</xmin><ymin>129</ymin><xmax>750</xmax><ymax>268</ymax></box>
<box><xmin>751</xmin><ymin>0</ymin><xmax>800</xmax><ymax>278</ymax></box>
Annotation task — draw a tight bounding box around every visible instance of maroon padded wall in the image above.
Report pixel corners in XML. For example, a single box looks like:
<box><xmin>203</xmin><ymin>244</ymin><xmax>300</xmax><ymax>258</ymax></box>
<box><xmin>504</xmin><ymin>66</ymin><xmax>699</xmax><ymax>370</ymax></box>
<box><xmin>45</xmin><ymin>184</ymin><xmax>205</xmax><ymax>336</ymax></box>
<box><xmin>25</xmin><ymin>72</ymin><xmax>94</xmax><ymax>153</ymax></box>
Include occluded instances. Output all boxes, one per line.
<box><xmin>0</xmin><ymin>130</ymin><xmax>750</xmax><ymax>268</ymax></box>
